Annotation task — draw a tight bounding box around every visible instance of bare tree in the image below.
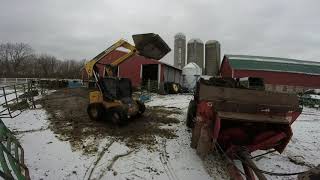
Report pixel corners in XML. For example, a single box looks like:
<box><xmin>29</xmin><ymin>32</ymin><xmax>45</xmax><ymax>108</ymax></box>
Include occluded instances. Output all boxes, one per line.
<box><xmin>0</xmin><ymin>42</ymin><xmax>84</xmax><ymax>79</ymax></box>
<box><xmin>0</xmin><ymin>43</ymin><xmax>33</xmax><ymax>77</ymax></box>
<box><xmin>0</xmin><ymin>43</ymin><xmax>12</xmax><ymax>76</ymax></box>
<box><xmin>11</xmin><ymin>43</ymin><xmax>33</xmax><ymax>73</ymax></box>
<box><xmin>37</xmin><ymin>54</ymin><xmax>58</xmax><ymax>77</ymax></box>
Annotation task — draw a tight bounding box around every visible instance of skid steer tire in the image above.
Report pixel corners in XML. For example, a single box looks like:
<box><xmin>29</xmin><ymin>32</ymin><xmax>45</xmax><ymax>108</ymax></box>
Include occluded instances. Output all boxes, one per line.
<box><xmin>109</xmin><ymin>107</ymin><xmax>128</xmax><ymax>126</ymax></box>
<box><xmin>136</xmin><ymin>100</ymin><xmax>146</xmax><ymax>116</ymax></box>
<box><xmin>186</xmin><ymin>100</ymin><xmax>196</xmax><ymax>128</ymax></box>
<box><xmin>87</xmin><ymin>103</ymin><xmax>104</xmax><ymax>121</ymax></box>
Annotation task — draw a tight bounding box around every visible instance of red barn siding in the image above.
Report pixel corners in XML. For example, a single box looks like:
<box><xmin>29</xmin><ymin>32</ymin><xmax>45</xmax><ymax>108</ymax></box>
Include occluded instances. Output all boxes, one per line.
<box><xmin>220</xmin><ymin>57</ymin><xmax>233</xmax><ymax>77</ymax></box>
<box><xmin>220</xmin><ymin>58</ymin><xmax>320</xmax><ymax>91</ymax></box>
<box><xmin>99</xmin><ymin>50</ymin><xmax>161</xmax><ymax>87</ymax></box>
<box><xmin>118</xmin><ymin>58</ymin><xmax>159</xmax><ymax>87</ymax></box>
<box><xmin>82</xmin><ymin>50</ymin><xmax>181</xmax><ymax>88</ymax></box>
<box><xmin>234</xmin><ymin>69</ymin><xmax>320</xmax><ymax>88</ymax></box>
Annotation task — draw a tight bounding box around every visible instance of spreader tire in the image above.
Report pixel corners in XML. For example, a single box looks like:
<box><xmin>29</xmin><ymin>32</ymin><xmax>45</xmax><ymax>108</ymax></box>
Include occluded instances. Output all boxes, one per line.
<box><xmin>186</xmin><ymin>100</ymin><xmax>196</xmax><ymax>128</ymax></box>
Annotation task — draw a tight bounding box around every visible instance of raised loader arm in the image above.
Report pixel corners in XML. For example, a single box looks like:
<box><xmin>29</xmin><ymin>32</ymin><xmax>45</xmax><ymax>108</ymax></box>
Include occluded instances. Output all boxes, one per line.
<box><xmin>84</xmin><ymin>39</ymin><xmax>137</xmax><ymax>80</ymax></box>
<box><xmin>85</xmin><ymin>33</ymin><xmax>171</xmax><ymax>80</ymax></box>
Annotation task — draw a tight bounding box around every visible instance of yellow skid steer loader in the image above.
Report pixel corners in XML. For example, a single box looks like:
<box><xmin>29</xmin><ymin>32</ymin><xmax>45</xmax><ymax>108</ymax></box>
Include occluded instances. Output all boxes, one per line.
<box><xmin>84</xmin><ymin>33</ymin><xmax>170</xmax><ymax>125</ymax></box>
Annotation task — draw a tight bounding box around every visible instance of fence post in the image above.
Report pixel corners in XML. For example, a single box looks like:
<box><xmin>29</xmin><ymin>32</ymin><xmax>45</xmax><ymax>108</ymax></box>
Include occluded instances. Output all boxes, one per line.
<box><xmin>14</xmin><ymin>85</ymin><xmax>18</xmax><ymax>104</ymax></box>
<box><xmin>2</xmin><ymin>87</ymin><xmax>12</xmax><ymax>118</ymax></box>
<box><xmin>29</xmin><ymin>82</ymin><xmax>36</xmax><ymax>109</ymax></box>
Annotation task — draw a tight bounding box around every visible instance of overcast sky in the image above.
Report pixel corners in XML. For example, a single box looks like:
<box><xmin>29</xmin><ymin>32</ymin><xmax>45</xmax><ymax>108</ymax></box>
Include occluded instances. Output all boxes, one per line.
<box><xmin>1</xmin><ymin>0</ymin><xmax>320</xmax><ymax>64</ymax></box>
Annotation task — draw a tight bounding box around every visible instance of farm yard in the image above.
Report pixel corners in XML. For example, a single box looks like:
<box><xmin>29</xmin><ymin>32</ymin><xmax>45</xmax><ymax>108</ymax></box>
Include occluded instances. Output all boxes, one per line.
<box><xmin>1</xmin><ymin>87</ymin><xmax>320</xmax><ymax>180</ymax></box>
<box><xmin>2</xmin><ymin>1</ymin><xmax>320</xmax><ymax>179</ymax></box>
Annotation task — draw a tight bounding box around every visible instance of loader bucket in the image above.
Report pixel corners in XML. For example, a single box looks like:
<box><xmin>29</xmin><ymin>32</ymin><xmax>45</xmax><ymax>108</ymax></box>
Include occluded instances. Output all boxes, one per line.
<box><xmin>132</xmin><ymin>33</ymin><xmax>171</xmax><ymax>60</ymax></box>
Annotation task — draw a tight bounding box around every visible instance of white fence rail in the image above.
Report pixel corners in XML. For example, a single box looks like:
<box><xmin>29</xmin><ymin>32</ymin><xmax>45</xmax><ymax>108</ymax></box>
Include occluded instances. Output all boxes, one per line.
<box><xmin>0</xmin><ymin>78</ymin><xmax>82</xmax><ymax>86</ymax></box>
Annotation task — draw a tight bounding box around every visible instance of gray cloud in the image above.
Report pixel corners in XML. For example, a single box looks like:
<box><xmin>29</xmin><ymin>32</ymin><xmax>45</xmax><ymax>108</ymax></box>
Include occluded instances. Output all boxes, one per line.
<box><xmin>1</xmin><ymin>0</ymin><xmax>320</xmax><ymax>63</ymax></box>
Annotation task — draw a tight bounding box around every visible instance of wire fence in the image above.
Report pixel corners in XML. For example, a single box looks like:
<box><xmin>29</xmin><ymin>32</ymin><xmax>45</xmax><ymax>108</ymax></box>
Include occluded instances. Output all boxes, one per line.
<box><xmin>0</xmin><ymin>79</ymin><xmax>85</xmax><ymax>180</ymax></box>
<box><xmin>0</xmin><ymin>78</ymin><xmax>82</xmax><ymax>86</ymax></box>
<box><xmin>0</xmin><ymin>82</ymin><xmax>38</xmax><ymax>119</ymax></box>
<box><xmin>0</xmin><ymin>81</ymin><xmax>42</xmax><ymax>180</ymax></box>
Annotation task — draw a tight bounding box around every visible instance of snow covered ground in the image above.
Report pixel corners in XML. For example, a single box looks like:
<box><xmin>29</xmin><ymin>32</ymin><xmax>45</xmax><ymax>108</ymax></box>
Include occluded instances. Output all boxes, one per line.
<box><xmin>1</xmin><ymin>94</ymin><xmax>320</xmax><ymax>180</ymax></box>
<box><xmin>252</xmin><ymin>107</ymin><xmax>320</xmax><ymax>180</ymax></box>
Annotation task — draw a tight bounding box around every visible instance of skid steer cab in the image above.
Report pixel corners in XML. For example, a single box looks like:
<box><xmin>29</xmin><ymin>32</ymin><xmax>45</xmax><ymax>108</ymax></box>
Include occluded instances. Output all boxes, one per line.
<box><xmin>87</xmin><ymin>77</ymin><xmax>146</xmax><ymax>125</ymax></box>
<box><xmin>85</xmin><ymin>33</ymin><xmax>171</xmax><ymax>125</ymax></box>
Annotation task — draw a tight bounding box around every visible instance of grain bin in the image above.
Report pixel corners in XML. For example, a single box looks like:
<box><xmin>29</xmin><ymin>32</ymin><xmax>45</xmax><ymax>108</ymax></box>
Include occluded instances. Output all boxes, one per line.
<box><xmin>187</xmin><ymin>39</ymin><xmax>204</xmax><ymax>72</ymax></box>
<box><xmin>205</xmin><ymin>40</ymin><xmax>220</xmax><ymax>76</ymax></box>
<box><xmin>182</xmin><ymin>62</ymin><xmax>202</xmax><ymax>92</ymax></box>
<box><xmin>174</xmin><ymin>33</ymin><xmax>186</xmax><ymax>69</ymax></box>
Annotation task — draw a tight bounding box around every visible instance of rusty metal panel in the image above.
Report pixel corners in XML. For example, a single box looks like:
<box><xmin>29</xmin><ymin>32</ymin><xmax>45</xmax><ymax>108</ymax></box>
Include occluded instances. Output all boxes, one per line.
<box><xmin>198</xmin><ymin>83</ymin><xmax>299</xmax><ymax>108</ymax></box>
<box><xmin>217</xmin><ymin>111</ymin><xmax>291</xmax><ymax>124</ymax></box>
<box><xmin>210</xmin><ymin>100</ymin><xmax>296</xmax><ymax>114</ymax></box>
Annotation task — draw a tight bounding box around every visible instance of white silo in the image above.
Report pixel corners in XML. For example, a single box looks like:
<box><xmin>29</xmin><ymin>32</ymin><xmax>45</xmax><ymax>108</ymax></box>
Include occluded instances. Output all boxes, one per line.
<box><xmin>182</xmin><ymin>62</ymin><xmax>202</xmax><ymax>92</ymax></box>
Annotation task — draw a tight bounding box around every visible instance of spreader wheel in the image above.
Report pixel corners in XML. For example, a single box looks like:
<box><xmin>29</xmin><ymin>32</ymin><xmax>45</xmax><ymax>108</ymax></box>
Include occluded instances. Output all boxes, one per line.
<box><xmin>186</xmin><ymin>100</ymin><xmax>196</xmax><ymax>128</ymax></box>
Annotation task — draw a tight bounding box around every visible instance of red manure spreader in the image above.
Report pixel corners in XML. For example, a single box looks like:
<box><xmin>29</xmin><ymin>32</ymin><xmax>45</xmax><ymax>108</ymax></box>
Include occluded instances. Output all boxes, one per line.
<box><xmin>187</xmin><ymin>77</ymin><xmax>303</xmax><ymax>180</ymax></box>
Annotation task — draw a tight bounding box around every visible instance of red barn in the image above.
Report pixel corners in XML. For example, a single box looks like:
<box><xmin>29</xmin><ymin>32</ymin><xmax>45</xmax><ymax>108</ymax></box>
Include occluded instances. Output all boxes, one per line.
<box><xmin>82</xmin><ymin>50</ymin><xmax>181</xmax><ymax>89</ymax></box>
<box><xmin>220</xmin><ymin>55</ymin><xmax>320</xmax><ymax>93</ymax></box>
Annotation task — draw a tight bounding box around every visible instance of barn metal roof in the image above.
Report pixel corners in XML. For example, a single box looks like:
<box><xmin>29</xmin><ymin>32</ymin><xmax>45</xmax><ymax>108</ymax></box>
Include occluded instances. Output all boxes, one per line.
<box><xmin>225</xmin><ymin>55</ymin><xmax>320</xmax><ymax>75</ymax></box>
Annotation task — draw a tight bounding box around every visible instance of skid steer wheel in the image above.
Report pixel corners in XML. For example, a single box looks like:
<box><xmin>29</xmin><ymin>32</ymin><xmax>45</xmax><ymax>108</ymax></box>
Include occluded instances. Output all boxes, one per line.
<box><xmin>109</xmin><ymin>107</ymin><xmax>128</xmax><ymax>125</ymax></box>
<box><xmin>87</xmin><ymin>103</ymin><xmax>105</xmax><ymax>121</ymax></box>
<box><xmin>186</xmin><ymin>100</ymin><xmax>196</xmax><ymax>128</ymax></box>
<box><xmin>136</xmin><ymin>100</ymin><xmax>146</xmax><ymax>116</ymax></box>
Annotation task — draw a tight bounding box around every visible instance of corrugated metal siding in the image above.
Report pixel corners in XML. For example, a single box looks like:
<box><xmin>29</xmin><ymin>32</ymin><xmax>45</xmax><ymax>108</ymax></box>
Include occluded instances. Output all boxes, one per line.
<box><xmin>174</xmin><ymin>70</ymin><xmax>181</xmax><ymax>83</ymax></box>
<box><xmin>167</xmin><ymin>67</ymin><xmax>175</xmax><ymax>82</ymax></box>
<box><xmin>162</xmin><ymin>66</ymin><xmax>182</xmax><ymax>83</ymax></box>
<box><xmin>163</xmin><ymin>65</ymin><xmax>168</xmax><ymax>82</ymax></box>
<box><xmin>234</xmin><ymin>69</ymin><xmax>320</xmax><ymax>88</ymax></box>
<box><xmin>226</xmin><ymin>55</ymin><xmax>320</xmax><ymax>75</ymax></box>
<box><xmin>220</xmin><ymin>58</ymin><xmax>320</xmax><ymax>90</ymax></box>
<box><xmin>219</xmin><ymin>57</ymin><xmax>233</xmax><ymax>77</ymax></box>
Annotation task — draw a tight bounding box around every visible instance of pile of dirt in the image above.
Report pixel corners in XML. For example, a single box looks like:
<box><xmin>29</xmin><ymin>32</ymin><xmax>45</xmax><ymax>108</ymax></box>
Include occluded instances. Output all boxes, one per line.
<box><xmin>38</xmin><ymin>88</ymin><xmax>180</xmax><ymax>154</ymax></box>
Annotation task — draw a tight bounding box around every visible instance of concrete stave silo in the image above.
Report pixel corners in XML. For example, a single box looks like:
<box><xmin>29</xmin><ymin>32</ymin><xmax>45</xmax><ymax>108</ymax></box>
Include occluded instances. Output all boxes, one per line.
<box><xmin>187</xmin><ymin>39</ymin><xmax>204</xmax><ymax>73</ymax></box>
<box><xmin>205</xmin><ymin>40</ymin><xmax>221</xmax><ymax>76</ymax></box>
<box><xmin>174</xmin><ymin>33</ymin><xmax>186</xmax><ymax>69</ymax></box>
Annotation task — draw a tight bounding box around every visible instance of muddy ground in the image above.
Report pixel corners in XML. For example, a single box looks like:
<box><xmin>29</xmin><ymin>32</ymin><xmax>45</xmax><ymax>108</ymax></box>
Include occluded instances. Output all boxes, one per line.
<box><xmin>38</xmin><ymin>88</ymin><xmax>181</xmax><ymax>154</ymax></box>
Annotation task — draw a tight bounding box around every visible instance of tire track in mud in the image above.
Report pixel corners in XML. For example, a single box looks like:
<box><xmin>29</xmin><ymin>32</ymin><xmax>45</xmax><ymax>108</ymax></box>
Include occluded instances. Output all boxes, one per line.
<box><xmin>119</xmin><ymin>153</ymin><xmax>162</xmax><ymax>180</ymax></box>
<box><xmin>96</xmin><ymin>150</ymin><xmax>134</xmax><ymax>180</ymax></box>
<box><xmin>159</xmin><ymin>138</ymin><xmax>179</xmax><ymax>180</ymax></box>
<box><xmin>84</xmin><ymin>140</ymin><xmax>115</xmax><ymax>180</ymax></box>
